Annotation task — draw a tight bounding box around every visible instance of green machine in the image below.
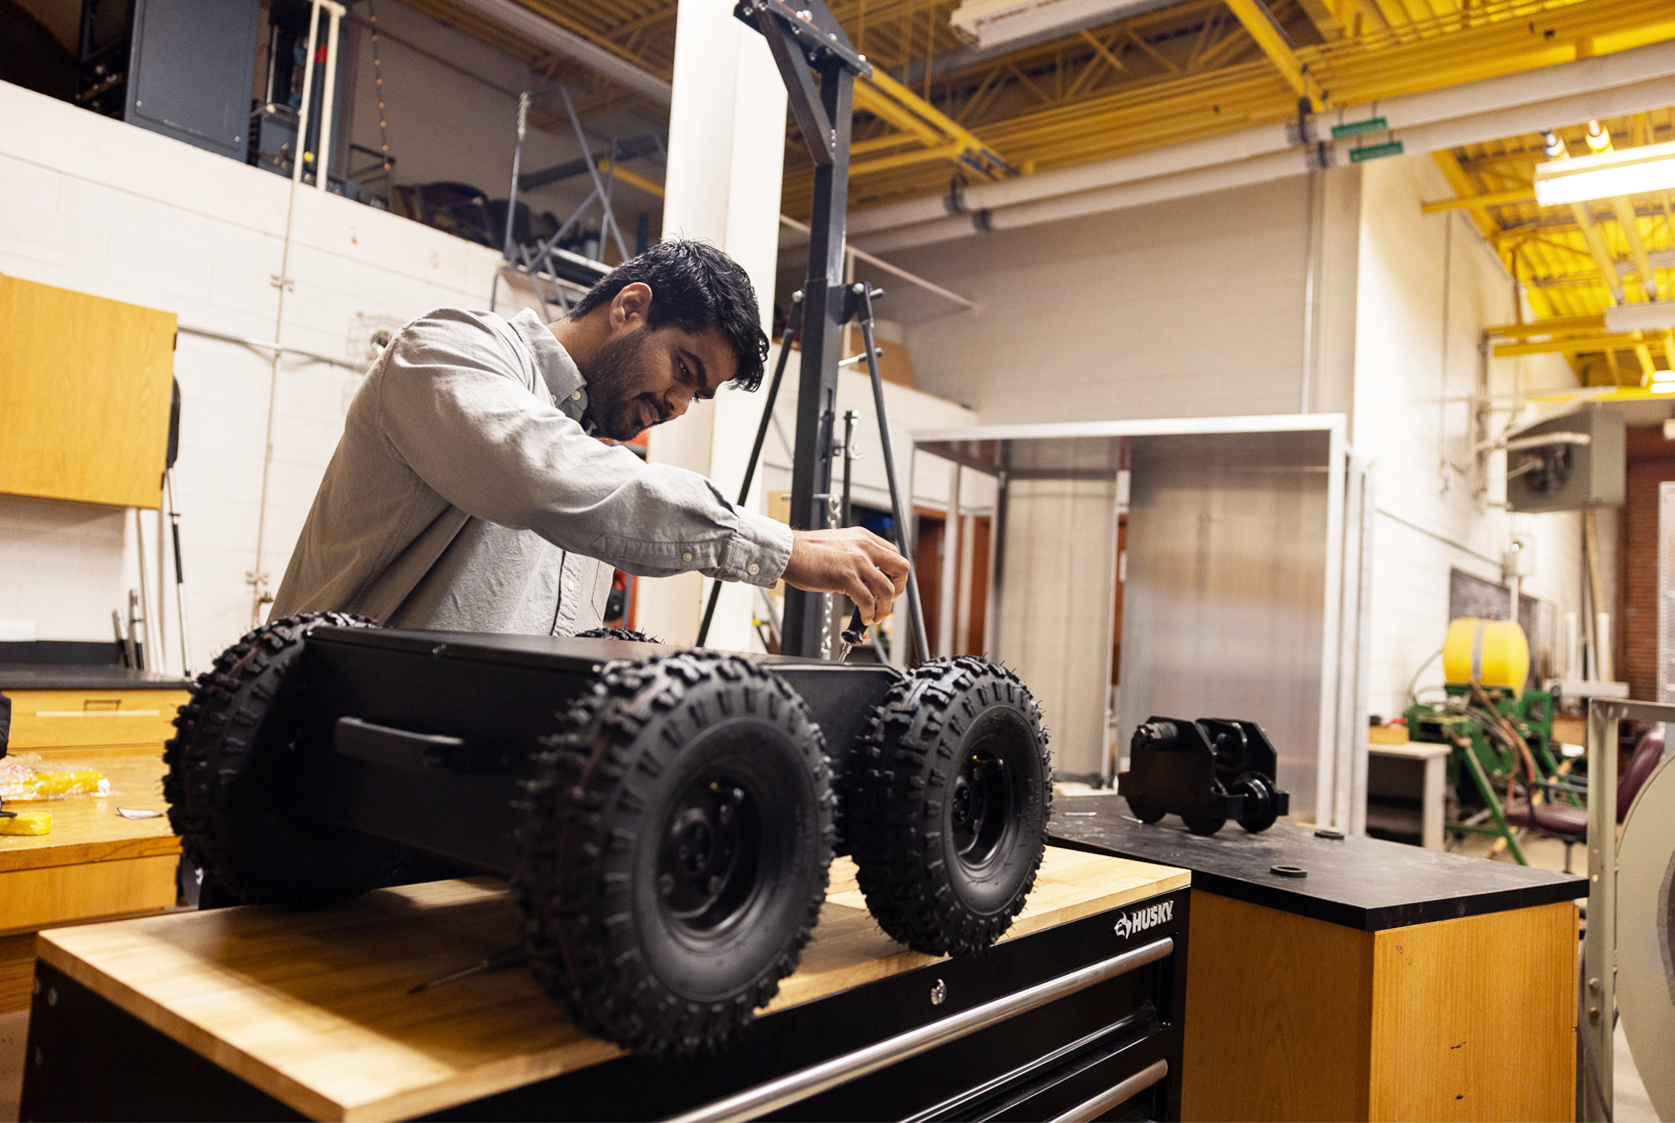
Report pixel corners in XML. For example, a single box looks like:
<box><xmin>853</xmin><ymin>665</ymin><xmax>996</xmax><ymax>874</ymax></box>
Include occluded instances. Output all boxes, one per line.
<box><xmin>1401</xmin><ymin>618</ymin><xmax>1578</xmax><ymax>865</ymax></box>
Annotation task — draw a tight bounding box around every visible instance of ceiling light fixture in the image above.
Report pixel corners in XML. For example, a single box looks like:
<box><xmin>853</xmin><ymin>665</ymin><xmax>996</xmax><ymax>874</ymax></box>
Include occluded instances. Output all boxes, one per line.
<box><xmin>1604</xmin><ymin>302</ymin><xmax>1675</xmax><ymax>333</ymax></box>
<box><xmin>1533</xmin><ymin>139</ymin><xmax>1675</xmax><ymax>205</ymax></box>
<box><xmin>1654</xmin><ymin>368</ymin><xmax>1675</xmax><ymax>383</ymax></box>
<box><xmin>948</xmin><ymin>0</ymin><xmax>1163</xmax><ymax>49</ymax></box>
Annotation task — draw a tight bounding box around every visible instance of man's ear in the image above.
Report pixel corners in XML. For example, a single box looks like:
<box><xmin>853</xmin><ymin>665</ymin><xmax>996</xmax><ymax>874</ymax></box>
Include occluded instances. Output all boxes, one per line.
<box><xmin>612</xmin><ymin>282</ymin><xmax>653</xmax><ymax>330</ymax></box>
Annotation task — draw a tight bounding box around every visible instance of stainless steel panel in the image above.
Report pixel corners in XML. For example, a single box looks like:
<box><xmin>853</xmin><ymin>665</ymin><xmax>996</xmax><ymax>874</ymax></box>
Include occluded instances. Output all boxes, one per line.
<box><xmin>994</xmin><ymin>459</ymin><xmax>1121</xmax><ymax>777</ymax></box>
<box><xmin>1120</xmin><ymin>430</ymin><xmax>1332</xmax><ymax>820</ymax></box>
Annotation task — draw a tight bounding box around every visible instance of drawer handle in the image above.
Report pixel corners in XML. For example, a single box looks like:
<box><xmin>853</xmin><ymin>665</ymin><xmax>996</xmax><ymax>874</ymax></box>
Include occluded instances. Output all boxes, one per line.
<box><xmin>667</xmin><ymin>936</ymin><xmax>1174</xmax><ymax>1123</ymax></box>
<box><xmin>334</xmin><ymin>716</ymin><xmax>474</xmax><ymax>772</ymax></box>
<box><xmin>1046</xmin><ymin>1058</ymin><xmax>1168</xmax><ymax>1123</ymax></box>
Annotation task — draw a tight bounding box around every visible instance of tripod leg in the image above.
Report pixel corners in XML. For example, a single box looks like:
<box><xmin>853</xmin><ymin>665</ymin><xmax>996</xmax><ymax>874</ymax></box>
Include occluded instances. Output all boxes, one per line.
<box><xmin>853</xmin><ymin>288</ymin><xmax>930</xmax><ymax>663</ymax></box>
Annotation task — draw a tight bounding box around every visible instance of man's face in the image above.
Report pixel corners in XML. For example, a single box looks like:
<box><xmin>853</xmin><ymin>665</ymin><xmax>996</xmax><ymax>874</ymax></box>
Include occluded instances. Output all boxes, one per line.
<box><xmin>581</xmin><ymin>322</ymin><xmax>738</xmax><ymax>441</ymax></box>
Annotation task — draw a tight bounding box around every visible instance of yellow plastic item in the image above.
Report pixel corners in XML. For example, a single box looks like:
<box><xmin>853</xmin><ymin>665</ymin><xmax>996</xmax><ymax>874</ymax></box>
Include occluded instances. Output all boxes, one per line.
<box><xmin>1442</xmin><ymin>617</ymin><xmax>1531</xmax><ymax>689</ymax></box>
<box><xmin>26</xmin><ymin>769</ymin><xmax>105</xmax><ymax>798</ymax></box>
<box><xmin>0</xmin><ymin>810</ymin><xmax>52</xmax><ymax>836</ymax></box>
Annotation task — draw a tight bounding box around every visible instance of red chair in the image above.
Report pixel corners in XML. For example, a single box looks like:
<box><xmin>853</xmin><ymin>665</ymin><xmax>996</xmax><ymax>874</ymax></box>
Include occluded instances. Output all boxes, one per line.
<box><xmin>1506</xmin><ymin>726</ymin><xmax>1667</xmax><ymax>871</ymax></box>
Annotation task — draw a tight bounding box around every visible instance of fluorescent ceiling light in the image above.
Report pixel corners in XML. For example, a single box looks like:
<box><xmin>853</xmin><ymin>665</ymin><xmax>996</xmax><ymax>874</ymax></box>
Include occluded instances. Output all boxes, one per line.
<box><xmin>1533</xmin><ymin>139</ymin><xmax>1675</xmax><ymax>205</ymax></box>
<box><xmin>1605</xmin><ymin>301</ymin><xmax>1675</xmax><ymax>333</ymax></box>
<box><xmin>1654</xmin><ymin>368</ymin><xmax>1675</xmax><ymax>383</ymax></box>
<box><xmin>949</xmin><ymin>0</ymin><xmax>1162</xmax><ymax>49</ymax></box>
<box><xmin>1652</xmin><ymin>382</ymin><xmax>1675</xmax><ymax>394</ymax></box>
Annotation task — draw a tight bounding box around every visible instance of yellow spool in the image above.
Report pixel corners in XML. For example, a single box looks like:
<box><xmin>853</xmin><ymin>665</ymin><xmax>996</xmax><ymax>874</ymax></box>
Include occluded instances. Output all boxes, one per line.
<box><xmin>1442</xmin><ymin>617</ymin><xmax>1530</xmax><ymax>690</ymax></box>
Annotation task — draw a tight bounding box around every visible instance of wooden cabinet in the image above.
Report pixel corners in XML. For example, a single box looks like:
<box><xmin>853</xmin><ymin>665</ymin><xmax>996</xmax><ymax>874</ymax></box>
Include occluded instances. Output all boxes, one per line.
<box><xmin>0</xmin><ymin>686</ymin><xmax>188</xmax><ymax>1012</ymax></box>
<box><xmin>6</xmin><ymin>689</ymin><xmax>185</xmax><ymax>755</ymax></box>
<box><xmin>0</xmin><ymin>274</ymin><xmax>177</xmax><ymax>509</ymax></box>
<box><xmin>1053</xmin><ymin>799</ymin><xmax>1585</xmax><ymax>1123</ymax></box>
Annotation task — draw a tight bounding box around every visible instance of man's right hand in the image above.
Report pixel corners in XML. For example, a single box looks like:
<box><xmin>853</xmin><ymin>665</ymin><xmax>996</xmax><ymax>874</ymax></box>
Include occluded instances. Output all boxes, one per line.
<box><xmin>782</xmin><ymin>528</ymin><xmax>910</xmax><ymax>625</ymax></box>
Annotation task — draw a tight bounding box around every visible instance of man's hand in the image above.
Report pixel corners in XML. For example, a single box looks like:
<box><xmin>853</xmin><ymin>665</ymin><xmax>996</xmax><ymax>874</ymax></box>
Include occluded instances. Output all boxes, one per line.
<box><xmin>783</xmin><ymin>528</ymin><xmax>910</xmax><ymax>625</ymax></box>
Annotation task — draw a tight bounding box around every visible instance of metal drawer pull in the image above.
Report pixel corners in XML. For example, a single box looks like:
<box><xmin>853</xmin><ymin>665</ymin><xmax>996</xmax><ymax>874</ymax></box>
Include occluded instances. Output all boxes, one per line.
<box><xmin>1046</xmin><ymin>1058</ymin><xmax>1169</xmax><ymax>1123</ymax></box>
<box><xmin>667</xmin><ymin>936</ymin><xmax>1174</xmax><ymax>1123</ymax></box>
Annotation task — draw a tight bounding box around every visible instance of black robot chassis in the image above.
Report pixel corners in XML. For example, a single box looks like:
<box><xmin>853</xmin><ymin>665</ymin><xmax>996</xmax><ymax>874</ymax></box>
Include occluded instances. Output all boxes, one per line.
<box><xmin>164</xmin><ymin>614</ymin><xmax>1052</xmax><ymax>1056</ymax></box>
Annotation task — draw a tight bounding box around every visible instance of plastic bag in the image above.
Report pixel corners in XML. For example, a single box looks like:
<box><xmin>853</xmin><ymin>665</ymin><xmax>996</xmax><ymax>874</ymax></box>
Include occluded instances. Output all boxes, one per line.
<box><xmin>0</xmin><ymin>753</ymin><xmax>110</xmax><ymax>801</ymax></box>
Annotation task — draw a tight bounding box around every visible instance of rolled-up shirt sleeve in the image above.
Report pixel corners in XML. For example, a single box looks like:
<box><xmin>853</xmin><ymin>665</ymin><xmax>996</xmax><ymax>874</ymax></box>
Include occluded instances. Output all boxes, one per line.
<box><xmin>374</xmin><ymin>311</ymin><xmax>792</xmax><ymax>586</ymax></box>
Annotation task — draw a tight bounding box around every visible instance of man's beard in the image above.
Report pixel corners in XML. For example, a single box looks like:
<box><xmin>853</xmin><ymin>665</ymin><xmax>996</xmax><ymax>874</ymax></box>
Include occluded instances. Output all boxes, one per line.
<box><xmin>581</xmin><ymin>326</ymin><xmax>669</xmax><ymax>441</ymax></box>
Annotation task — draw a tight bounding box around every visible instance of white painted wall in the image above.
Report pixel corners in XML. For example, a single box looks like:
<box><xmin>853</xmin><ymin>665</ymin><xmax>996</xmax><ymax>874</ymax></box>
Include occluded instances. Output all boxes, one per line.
<box><xmin>0</xmin><ymin>78</ymin><xmax>505</xmax><ymax>671</ymax></box>
<box><xmin>880</xmin><ymin>173</ymin><xmax>1352</xmax><ymax>424</ymax></box>
<box><xmin>1353</xmin><ymin>154</ymin><xmax>1581</xmax><ymax>722</ymax></box>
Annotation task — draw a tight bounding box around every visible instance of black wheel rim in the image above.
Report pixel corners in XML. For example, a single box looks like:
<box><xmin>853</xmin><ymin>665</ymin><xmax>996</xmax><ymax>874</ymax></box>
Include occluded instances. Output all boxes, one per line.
<box><xmin>951</xmin><ymin>739</ymin><xmax>1014</xmax><ymax>868</ymax></box>
<box><xmin>657</xmin><ymin>769</ymin><xmax>762</xmax><ymax>938</ymax></box>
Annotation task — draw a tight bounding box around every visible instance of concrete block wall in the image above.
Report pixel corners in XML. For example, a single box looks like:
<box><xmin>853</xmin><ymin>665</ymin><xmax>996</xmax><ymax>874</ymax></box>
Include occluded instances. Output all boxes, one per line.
<box><xmin>0</xmin><ymin>79</ymin><xmax>505</xmax><ymax>672</ymax></box>
<box><xmin>882</xmin><ymin>174</ymin><xmax>1348</xmax><ymax>424</ymax></box>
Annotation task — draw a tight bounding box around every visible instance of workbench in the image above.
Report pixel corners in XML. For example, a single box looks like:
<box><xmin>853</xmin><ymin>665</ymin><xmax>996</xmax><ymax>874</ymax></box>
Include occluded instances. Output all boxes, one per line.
<box><xmin>21</xmin><ymin>847</ymin><xmax>1189</xmax><ymax>1122</ymax></box>
<box><xmin>1052</xmin><ymin>796</ymin><xmax>1585</xmax><ymax>1122</ymax></box>
<box><xmin>1</xmin><ymin>665</ymin><xmax>189</xmax><ymax>1013</ymax></box>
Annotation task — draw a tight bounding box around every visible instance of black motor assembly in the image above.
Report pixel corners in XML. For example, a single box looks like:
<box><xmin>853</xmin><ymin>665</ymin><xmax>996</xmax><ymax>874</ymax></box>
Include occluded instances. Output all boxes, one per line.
<box><xmin>1117</xmin><ymin>716</ymin><xmax>1290</xmax><ymax>836</ymax></box>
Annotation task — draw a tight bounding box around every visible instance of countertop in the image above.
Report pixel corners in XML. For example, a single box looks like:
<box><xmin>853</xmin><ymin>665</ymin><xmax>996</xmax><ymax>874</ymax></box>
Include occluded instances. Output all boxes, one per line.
<box><xmin>0</xmin><ymin>665</ymin><xmax>191</xmax><ymax>691</ymax></box>
<box><xmin>1050</xmin><ymin>793</ymin><xmax>1585</xmax><ymax>931</ymax></box>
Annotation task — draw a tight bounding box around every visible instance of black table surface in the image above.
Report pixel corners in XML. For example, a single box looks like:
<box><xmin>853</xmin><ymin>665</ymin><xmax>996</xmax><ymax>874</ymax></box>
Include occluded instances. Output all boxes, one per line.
<box><xmin>0</xmin><ymin>665</ymin><xmax>191</xmax><ymax>690</ymax></box>
<box><xmin>1050</xmin><ymin>794</ymin><xmax>1585</xmax><ymax>931</ymax></box>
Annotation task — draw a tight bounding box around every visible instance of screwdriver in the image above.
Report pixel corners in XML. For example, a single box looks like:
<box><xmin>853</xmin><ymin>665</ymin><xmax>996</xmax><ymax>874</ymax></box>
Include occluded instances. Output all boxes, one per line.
<box><xmin>836</xmin><ymin>606</ymin><xmax>866</xmax><ymax>662</ymax></box>
<box><xmin>408</xmin><ymin>944</ymin><xmax>528</xmax><ymax>995</ymax></box>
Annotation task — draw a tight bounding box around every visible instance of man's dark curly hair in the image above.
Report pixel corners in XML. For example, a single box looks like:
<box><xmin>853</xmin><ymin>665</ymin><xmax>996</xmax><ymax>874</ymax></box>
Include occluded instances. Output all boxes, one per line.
<box><xmin>568</xmin><ymin>240</ymin><xmax>770</xmax><ymax>391</ymax></box>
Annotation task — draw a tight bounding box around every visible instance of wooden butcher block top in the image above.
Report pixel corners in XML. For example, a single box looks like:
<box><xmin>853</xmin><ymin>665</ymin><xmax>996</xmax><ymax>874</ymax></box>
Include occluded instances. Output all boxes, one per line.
<box><xmin>36</xmin><ymin>846</ymin><xmax>1189</xmax><ymax>1122</ymax></box>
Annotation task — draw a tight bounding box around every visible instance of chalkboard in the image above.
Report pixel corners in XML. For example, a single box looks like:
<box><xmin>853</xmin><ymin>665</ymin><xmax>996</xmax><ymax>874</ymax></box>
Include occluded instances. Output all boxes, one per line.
<box><xmin>1450</xmin><ymin>568</ymin><xmax>1511</xmax><ymax>621</ymax></box>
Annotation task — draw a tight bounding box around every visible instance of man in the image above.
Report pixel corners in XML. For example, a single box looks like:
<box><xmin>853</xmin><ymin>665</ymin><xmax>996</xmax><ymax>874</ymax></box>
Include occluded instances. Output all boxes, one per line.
<box><xmin>272</xmin><ymin>240</ymin><xmax>908</xmax><ymax>638</ymax></box>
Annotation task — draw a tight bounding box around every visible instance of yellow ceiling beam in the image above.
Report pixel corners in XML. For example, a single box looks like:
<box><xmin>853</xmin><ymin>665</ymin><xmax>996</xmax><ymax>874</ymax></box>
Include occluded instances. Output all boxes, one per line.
<box><xmin>1570</xmin><ymin>202</ymin><xmax>1628</xmax><ymax>304</ymax></box>
<box><xmin>850</xmin><ymin>143</ymin><xmax>968</xmax><ymax>177</ymax></box>
<box><xmin>1486</xmin><ymin>314</ymin><xmax>1607</xmax><ymax>339</ymax></box>
<box><xmin>1526</xmin><ymin>386</ymin><xmax>1675</xmax><ymax>403</ymax></box>
<box><xmin>851</xmin><ymin>68</ymin><xmax>1018</xmax><ymax>180</ymax></box>
<box><xmin>599</xmin><ymin>160</ymin><xmax>664</xmax><ymax>198</ymax></box>
<box><xmin>1493</xmin><ymin>331</ymin><xmax>1650</xmax><ymax>357</ymax></box>
<box><xmin>1429</xmin><ymin>152</ymin><xmax>1501</xmax><ymax>241</ymax></box>
<box><xmin>1612</xmin><ymin>196</ymin><xmax>1659</xmax><ymax>301</ymax></box>
<box><xmin>1422</xmin><ymin>186</ymin><xmax>1538</xmax><ymax>214</ymax></box>
<box><xmin>1221</xmin><ymin>0</ymin><xmax>1317</xmax><ymax>106</ymax></box>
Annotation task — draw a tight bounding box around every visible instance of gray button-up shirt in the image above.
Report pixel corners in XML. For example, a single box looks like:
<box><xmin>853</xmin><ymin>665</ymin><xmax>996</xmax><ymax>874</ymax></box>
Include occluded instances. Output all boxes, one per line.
<box><xmin>271</xmin><ymin>307</ymin><xmax>793</xmax><ymax>635</ymax></box>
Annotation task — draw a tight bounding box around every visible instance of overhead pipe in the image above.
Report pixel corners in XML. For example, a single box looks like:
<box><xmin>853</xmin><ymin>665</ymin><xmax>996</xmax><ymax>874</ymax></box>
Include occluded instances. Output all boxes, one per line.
<box><xmin>451</xmin><ymin>0</ymin><xmax>673</xmax><ymax>105</ymax></box>
<box><xmin>834</xmin><ymin>37</ymin><xmax>1675</xmax><ymax>244</ymax></box>
<box><xmin>855</xmin><ymin>69</ymin><xmax>1675</xmax><ymax>255</ymax></box>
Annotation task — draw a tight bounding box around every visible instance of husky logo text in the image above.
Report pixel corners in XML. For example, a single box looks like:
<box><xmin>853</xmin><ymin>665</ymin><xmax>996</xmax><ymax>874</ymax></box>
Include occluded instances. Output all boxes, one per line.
<box><xmin>1113</xmin><ymin>900</ymin><xmax>1175</xmax><ymax>940</ymax></box>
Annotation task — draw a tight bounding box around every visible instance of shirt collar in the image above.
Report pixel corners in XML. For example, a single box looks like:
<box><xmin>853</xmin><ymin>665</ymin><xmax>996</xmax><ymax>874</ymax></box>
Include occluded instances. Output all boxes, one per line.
<box><xmin>507</xmin><ymin>307</ymin><xmax>588</xmax><ymax>422</ymax></box>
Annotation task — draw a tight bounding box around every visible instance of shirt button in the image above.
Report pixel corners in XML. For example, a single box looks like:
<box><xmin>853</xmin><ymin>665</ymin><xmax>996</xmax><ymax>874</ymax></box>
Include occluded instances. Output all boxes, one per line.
<box><xmin>571</xmin><ymin>390</ymin><xmax>582</xmax><ymax>400</ymax></box>
<box><xmin>682</xmin><ymin>552</ymin><xmax>693</xmax><ymax>562</ymax></box>
<box><xmin>747</xmin><ymin>563</ymin><xmax>760</xmax><ymax>576</ymax></box>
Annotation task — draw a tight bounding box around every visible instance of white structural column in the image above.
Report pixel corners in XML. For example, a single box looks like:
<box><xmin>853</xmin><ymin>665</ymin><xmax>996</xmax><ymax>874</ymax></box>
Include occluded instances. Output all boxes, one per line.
<box><xmin>636</xmin><ymin>2</ymin><xmax>788</xmax><ymax>647</ymax></box>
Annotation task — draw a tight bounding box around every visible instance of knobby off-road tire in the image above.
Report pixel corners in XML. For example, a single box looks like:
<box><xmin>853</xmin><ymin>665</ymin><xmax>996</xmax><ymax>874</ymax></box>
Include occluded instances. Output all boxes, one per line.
<box><xmin>516</xmin><ymin>652</ymin><xmax>834</xmax><ymax>1056</ymax></box>
<box><xmin>163</xmin><ymin>612</ymin><xmax>409</xmax><ymax>907</ymax></box>
<box><xmin>848</xmin><ymin>657</ymin><xmax>1051</xmax><ymax>957</ymax></box>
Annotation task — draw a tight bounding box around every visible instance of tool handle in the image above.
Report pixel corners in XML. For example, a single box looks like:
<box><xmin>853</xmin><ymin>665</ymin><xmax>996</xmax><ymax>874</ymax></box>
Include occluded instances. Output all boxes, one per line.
<box><xmin>842</xmin><ymin>606</ymin><xmax>866</xmax><ymax>647</ymax></box>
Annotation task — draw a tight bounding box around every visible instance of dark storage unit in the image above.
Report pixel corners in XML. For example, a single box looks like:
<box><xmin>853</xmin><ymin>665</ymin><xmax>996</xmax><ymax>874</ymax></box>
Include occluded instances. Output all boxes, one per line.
<box><xmin>75</xmin><ymin>0</ymin><xmax>261</xmax><ymax>160</ymax></box>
